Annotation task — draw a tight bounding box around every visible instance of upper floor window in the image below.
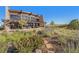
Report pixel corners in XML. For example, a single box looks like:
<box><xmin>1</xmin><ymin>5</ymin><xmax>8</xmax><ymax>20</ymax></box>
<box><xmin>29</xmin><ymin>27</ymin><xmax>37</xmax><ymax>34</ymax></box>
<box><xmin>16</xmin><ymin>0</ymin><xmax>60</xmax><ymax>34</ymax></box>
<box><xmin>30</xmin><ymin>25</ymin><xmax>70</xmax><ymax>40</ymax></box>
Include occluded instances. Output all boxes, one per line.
<box><xmin>10</xmin><ymin>14</ymin><xmax>20</xmax><ymax>20</ymax></box>
<box><xmin>22</xmin><ymin>15</ymin><xmax>30</xmax><ymax>20</ymax></box>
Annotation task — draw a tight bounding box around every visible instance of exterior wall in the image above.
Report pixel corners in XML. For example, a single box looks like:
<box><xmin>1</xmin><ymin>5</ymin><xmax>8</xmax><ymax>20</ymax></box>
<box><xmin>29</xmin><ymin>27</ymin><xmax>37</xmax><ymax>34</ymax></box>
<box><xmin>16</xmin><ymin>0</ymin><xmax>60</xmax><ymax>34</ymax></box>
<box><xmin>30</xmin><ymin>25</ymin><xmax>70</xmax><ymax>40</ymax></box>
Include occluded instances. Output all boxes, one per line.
<box><xmin>4</xmin><ymin>10</ymin><xmax>44</xmax><ymax>30</ymax></box>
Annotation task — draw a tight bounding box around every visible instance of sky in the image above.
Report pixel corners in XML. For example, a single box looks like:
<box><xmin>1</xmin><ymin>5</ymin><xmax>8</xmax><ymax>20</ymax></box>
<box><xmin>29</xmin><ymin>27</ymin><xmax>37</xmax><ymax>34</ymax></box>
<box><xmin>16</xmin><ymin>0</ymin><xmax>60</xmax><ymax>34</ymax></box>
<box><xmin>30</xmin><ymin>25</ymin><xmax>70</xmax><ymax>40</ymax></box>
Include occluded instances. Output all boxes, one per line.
<box><xmin>0</xmin><ymin>6</ymin><xmax>79</xmax><ymax>25</ymax></box>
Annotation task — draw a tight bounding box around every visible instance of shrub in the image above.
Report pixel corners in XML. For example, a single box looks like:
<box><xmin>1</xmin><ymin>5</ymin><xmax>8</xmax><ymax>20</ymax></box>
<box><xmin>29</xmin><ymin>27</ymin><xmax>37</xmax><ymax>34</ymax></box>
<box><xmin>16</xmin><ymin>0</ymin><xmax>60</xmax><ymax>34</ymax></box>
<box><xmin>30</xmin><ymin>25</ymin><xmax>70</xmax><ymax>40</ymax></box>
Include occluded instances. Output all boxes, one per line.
<box><xmin>69</xmin><ymin>19</ymin><xmax>79</xmax><ymax>30</ymax></box>
<box><xmin>0</xmin><ymin>31</ymin><xmax>43</xmax><ymax>53</ymax></box>
<box><xmin>50</xmin><ymin>21</ymin><xmax>55</xmax><ymax>25</ymax></box>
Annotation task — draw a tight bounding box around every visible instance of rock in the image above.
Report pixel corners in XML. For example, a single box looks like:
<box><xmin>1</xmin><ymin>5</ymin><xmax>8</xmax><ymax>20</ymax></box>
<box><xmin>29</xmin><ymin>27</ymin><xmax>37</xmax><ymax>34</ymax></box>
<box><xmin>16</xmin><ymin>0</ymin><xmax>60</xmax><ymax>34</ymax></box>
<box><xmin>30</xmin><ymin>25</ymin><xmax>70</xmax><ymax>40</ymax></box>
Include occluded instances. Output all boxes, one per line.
<box><xmin>43</xmin><ymin>39</ymin><xmax>49</xmax><ymax>44</ymax></box>
<box><xmin>47</xmin><ymin>50</ymin><xmax>55</xmax><ymax>53</ymax></box>
<box><xmin>46</xmin><ymin>43</ymin><xmax>54</xmax><ymax>49</ymax></box>
<box><xmin>35</xmin><ymin>49</ymin><xmax>42</xmax><ymax>53</ymax></box>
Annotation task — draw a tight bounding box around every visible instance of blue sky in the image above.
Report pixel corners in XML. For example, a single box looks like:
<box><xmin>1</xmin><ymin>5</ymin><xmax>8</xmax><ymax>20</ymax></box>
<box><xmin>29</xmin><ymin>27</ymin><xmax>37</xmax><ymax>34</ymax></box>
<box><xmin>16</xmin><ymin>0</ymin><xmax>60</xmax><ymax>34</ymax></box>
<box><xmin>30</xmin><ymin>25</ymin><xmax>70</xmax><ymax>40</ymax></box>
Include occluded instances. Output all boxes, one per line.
<box><xmin>0</xmin><ymin>6</ymin><xmax>79</xmax><ymax>25</ymax></box>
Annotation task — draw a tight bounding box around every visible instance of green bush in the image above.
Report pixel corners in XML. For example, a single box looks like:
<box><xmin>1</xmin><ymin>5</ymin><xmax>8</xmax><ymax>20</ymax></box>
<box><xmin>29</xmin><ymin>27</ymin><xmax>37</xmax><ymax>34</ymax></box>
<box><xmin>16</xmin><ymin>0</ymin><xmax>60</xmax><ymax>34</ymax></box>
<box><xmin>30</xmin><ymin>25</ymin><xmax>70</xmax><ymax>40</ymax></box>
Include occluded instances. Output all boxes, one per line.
<box><xmin>50</xmin><ymin>21</ymin><xmax>55</xmax><ymax>25</ymax></box>
<box><xmin>69</xmin><ymin>19</ymin><xmax>79</xmax><ymax>30</ymax></box>
<box><xmin>0</xmin><ymin>31</ymin><xmax>43</xmax><ymax>53</ymax></box>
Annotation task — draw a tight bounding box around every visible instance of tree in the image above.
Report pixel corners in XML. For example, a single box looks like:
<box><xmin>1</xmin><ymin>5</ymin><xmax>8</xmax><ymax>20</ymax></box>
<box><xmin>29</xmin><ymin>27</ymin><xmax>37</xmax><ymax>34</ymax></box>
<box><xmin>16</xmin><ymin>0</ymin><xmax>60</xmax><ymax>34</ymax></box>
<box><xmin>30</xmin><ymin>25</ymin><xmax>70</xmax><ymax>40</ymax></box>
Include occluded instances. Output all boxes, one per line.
<box><xmin>0</xmin><ymin>25</ymin><xmax>4</xmax><ymax>30</ymax></box>
<box><xmin>18</xmin><ymin>19</ymin><xmax>27</xmax><ymax>29</ymax></box>
<box><xmin>50</xmin><ymin>21</ymin><xmax>54</xmax><ymax>25</ymax></box>
<box><xmin>69</xmin><ymin>19</ymin><xmax>79</xmax><ymax>30</ymax></box>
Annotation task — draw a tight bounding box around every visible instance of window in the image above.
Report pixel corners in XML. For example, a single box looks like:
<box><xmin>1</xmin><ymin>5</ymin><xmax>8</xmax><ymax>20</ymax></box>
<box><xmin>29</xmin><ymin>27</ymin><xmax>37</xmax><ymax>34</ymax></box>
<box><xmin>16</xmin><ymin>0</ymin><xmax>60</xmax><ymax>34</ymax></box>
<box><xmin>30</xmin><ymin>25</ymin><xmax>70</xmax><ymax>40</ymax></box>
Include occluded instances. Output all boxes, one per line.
<box><xmin>36</xmin><ymin>19</ymin><xmax>39</xmax><ymax>22</ymax></box>
<box><xmin>10</xmin><ymin>14</ymin><xmax>20</xmax><ymax>20</ymax></box>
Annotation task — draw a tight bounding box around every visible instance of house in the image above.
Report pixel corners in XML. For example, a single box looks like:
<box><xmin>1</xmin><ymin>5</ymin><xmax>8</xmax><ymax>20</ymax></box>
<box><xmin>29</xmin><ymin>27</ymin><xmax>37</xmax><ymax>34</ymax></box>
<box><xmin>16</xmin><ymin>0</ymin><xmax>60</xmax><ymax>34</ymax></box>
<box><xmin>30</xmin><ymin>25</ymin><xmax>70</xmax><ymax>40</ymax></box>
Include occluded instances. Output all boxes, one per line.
<box><xmin>4</xmin><ymin>7</ymin><xmax>44</xmax><ymax>31</ymax></box>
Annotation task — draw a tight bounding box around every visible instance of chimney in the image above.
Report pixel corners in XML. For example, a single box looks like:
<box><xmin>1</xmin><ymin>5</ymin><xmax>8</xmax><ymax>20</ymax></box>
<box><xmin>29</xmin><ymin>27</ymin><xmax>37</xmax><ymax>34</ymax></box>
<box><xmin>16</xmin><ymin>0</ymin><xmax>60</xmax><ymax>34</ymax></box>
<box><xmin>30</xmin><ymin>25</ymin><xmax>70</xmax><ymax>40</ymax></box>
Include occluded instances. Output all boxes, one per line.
<box><xmin>5</xmin><ymin>6</ymin><xmax>10</xmax><ymax>20</ymax></box>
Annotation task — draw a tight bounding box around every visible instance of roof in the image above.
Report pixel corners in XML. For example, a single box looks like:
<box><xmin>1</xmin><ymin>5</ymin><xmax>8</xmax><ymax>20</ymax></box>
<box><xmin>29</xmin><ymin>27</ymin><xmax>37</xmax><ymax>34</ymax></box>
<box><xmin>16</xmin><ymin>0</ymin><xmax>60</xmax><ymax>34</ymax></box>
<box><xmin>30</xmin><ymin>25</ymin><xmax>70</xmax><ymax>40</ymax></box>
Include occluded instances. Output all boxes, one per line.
<box><xmin>8</xmin><ymin>10</ymin><xmax>41</xmax><ymax>17</ymax></box>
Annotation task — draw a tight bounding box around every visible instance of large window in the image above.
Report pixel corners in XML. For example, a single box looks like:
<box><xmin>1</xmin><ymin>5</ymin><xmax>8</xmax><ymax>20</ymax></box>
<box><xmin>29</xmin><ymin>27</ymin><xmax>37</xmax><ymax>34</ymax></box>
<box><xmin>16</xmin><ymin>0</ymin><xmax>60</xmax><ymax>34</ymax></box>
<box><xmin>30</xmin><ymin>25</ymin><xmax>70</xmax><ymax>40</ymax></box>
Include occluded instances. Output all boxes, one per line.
<box><xmin>10</xmin><ymin>14</ymin><xmax>20</xmax><ymax>20</ymax></box>
<box><xmin>22</xmin><ymin>15</ymin><xmax>30</xmax><ymax>20</ymax></box>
